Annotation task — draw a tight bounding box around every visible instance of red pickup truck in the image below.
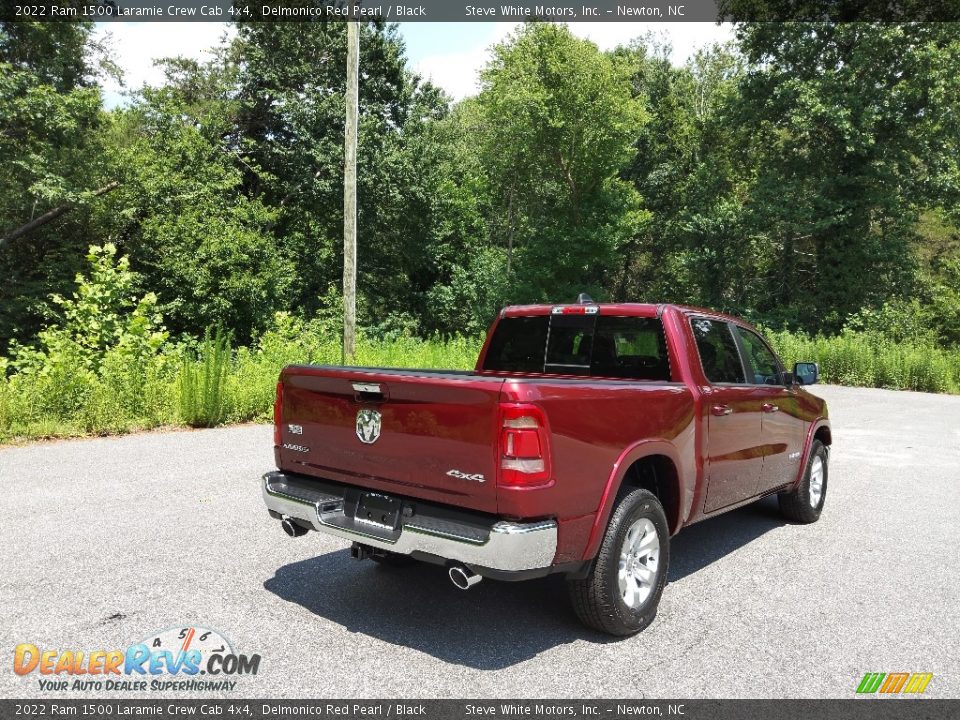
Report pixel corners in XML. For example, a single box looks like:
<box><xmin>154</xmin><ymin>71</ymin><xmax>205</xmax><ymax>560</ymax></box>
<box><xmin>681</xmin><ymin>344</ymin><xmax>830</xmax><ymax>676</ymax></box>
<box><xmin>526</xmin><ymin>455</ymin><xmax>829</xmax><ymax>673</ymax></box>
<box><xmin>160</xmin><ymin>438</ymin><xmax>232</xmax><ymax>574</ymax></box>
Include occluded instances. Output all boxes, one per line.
<box><xmin>263</xmin><ymin>298</ymin><xmax>831</xmax><ymax>635</ymax></box>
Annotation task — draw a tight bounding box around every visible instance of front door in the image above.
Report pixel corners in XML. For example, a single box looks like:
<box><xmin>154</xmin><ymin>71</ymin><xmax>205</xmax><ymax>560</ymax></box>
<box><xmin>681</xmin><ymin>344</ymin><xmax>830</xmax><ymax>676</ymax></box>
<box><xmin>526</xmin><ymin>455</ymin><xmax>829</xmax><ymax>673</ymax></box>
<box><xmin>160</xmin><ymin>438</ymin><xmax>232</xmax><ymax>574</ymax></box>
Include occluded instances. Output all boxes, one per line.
<box><xmin>732</xmin><ymin>325</ymin><xmax>806</xmax><ymax>494</ymax></box>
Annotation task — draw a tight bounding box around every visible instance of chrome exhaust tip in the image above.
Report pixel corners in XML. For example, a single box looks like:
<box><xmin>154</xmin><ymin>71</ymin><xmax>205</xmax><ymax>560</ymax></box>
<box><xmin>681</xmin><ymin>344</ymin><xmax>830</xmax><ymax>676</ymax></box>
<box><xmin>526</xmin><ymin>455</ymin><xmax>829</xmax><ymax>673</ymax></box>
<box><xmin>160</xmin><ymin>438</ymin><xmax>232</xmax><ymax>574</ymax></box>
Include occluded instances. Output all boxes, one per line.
<box><xmin>448</xmin><ymin>564</ymin><xmax>482</xmax><ymax>590</ymax></box>
<box><xmin>281</xmin><ymin>517</ymin><xmax>309</xmax><ymax>538</ymax></box>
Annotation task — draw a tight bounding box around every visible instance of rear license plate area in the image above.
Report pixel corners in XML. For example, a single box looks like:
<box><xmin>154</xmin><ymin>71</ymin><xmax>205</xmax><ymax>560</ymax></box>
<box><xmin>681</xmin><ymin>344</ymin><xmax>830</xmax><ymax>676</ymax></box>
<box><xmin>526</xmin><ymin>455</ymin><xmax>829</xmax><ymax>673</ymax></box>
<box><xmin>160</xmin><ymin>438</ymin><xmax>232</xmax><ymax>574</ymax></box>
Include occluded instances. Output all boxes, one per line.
<box><xmin>354</xmin><ymin>492</ymin><xmax>401</xmax><ymax>531</ymax></box>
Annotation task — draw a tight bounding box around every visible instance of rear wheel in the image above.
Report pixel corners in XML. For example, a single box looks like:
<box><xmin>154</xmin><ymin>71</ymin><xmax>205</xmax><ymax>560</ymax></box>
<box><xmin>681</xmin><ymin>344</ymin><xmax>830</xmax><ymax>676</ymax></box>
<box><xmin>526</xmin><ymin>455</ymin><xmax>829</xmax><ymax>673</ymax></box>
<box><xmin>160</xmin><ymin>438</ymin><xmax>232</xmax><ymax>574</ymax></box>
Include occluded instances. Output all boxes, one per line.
<box><xmin>567</xmin><ymin>488</ymin><xmax>670</xmax><ymax>636</ymax></box>
<box><xmin>778</xmin><ymin>440</ymin><xmax>828</xmax><ymax>523</ymax></box>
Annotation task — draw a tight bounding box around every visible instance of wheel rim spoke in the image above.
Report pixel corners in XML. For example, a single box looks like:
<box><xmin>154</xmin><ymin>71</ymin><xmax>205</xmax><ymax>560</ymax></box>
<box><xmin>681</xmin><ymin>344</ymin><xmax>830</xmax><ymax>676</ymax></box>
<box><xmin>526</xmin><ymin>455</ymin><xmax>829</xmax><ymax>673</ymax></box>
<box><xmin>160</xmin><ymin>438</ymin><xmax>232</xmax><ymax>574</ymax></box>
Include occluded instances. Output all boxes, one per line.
<box><xmin>618</xmin><ymin>517</ymin><xmax>661</xmax><ymax>609</ymax></box>
<box><xmin>809</xmin><ymin>457</ymin><xmax>824</xmax><ymax>507</ymax></box>
<box><xmin>636</xmin><ymin>531</ymin><xmax>657</xmax><ymax>553</ymax></box>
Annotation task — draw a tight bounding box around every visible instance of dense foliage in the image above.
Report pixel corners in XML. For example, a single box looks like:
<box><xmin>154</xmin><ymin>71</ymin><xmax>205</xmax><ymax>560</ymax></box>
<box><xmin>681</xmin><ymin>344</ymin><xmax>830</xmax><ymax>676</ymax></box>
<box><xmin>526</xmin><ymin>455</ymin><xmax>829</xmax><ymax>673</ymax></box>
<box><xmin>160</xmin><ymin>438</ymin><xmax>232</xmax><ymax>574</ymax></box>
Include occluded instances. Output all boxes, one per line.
<box><xmin>2</xmin><ymin>20</ymin><xmax>960</xmax><ymax>441</ymax></box>
<box><xmin>0</xmin><ymin>244</ymin><xmax>958</xmax><ymax>442</ymax></box>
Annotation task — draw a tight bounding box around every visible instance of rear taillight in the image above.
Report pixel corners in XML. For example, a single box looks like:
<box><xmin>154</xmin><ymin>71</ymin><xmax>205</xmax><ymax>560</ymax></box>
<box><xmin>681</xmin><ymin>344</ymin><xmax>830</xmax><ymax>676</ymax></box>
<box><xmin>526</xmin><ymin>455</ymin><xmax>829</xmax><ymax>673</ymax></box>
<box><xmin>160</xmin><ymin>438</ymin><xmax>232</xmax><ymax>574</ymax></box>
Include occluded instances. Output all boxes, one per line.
<box><xmin>498</xmin><ymin>403</ymin><xmax>552</xmax><ymax>488</ymax></box>
<box><xmin>273</xmin><ymin>381</ymin><xmax>283</xmax><ymax>447</ymax></box>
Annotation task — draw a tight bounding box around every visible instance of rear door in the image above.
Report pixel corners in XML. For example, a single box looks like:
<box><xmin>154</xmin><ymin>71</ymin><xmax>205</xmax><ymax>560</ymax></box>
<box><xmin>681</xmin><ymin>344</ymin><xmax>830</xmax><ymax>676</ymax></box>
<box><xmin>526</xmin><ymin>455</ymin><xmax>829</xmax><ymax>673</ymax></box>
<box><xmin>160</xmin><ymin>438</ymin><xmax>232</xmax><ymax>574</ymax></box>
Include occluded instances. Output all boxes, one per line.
<box><xmin>732</xmin><ymin>325</ymin><xmax>807</xmax><ymax>494</ymax></box>
<box><xmin>690</xmin><ymin>317</ymin><xmax>766</xmax><ymax>512</ymax></box>
<box><xmin>279</xmin><ymin>368</ymin><xmax>504</xmax><ymax>513</ymax></box>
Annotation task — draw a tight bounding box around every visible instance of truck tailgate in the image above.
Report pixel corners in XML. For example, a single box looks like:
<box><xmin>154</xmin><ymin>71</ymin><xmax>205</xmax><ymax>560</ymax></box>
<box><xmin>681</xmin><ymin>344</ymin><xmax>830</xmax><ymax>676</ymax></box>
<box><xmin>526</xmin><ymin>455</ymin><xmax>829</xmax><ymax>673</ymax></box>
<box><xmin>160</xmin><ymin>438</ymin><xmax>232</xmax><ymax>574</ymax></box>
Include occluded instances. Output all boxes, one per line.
<box><xmin>277</xmin><ymin>366</ymin><xmax>505</xmax><ymax>514</ymax></box>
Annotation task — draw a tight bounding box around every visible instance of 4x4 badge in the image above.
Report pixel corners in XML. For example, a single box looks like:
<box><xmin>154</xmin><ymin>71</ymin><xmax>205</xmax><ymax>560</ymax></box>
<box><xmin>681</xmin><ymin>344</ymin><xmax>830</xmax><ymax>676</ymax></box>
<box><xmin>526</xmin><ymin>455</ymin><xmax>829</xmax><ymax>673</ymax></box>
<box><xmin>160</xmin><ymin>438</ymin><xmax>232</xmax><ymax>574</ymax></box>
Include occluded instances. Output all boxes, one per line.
<box><xmin>356</xmin><ymin>408</ymin><xmax>382</xmax><ymax>444</ymax></box>
<box><xmin>447</xmin><ymin>469</ymin><xmax>485</xmax><ymax>483</ymax></box>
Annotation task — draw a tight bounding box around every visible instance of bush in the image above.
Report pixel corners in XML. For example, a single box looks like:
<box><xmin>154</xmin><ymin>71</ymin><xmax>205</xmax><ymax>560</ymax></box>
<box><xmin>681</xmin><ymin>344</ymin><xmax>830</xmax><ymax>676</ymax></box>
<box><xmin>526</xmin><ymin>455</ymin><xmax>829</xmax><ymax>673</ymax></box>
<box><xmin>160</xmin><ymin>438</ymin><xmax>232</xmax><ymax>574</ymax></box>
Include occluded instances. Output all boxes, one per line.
<box><xmin>8</xmin><ymin>244</ymin><xmax>168</xmax><ymax>375</ymax></box>
<box><xmin>844</xmin><ymin>299</ymin><xmax>940</xmax><ymax>346</ymax></box>
<box><xmin>227</xmin><ymin>312</ymin><xmax>339</xmax><ymax>423</ymax></box>
<box><xmin>0</xmin><ymin>244</ymin><xmax>172</xmax><ymax>440</ymax></box>
<box><xmin>178</xmin><ymin>329</ymin><xmax>231</xmax><ymax>428</ymax></box>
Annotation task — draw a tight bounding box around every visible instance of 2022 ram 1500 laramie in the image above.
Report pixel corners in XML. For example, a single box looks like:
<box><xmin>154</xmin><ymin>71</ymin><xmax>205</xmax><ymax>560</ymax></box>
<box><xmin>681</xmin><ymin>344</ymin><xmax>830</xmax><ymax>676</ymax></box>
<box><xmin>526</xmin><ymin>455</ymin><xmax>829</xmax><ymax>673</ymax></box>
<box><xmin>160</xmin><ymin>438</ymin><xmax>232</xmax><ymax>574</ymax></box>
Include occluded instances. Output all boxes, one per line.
<box><xmin>262</xmin><ymin>298</ymin><xmax>831</xmax><ymax>635</ymax></box>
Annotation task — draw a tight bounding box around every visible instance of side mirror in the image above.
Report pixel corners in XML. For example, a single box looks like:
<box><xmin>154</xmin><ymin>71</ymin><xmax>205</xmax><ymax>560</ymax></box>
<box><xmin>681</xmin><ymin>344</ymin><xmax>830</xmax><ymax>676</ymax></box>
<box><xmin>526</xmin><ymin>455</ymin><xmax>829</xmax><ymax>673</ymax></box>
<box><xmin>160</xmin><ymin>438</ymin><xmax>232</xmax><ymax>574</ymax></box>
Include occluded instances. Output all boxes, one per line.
<box><xmin>793</xmin><ymin>362</ymin><xmax>819</xmax><ymax>385</ymax></box>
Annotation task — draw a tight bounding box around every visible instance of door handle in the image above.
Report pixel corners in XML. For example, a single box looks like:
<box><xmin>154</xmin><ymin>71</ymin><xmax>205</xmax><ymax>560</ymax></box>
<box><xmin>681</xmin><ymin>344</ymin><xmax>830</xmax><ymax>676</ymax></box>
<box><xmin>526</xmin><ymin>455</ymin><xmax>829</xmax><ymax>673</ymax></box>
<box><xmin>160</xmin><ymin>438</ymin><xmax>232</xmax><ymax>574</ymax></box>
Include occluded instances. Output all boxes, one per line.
<box><xmin>711</xmin><ymin>404</ymin><xmax>733</xmax><ymax>417</ymax></box>
<box><xmin>762</xmin><ymin>403</ymin><xmax>780</xmax><ymax>413</ymax></box>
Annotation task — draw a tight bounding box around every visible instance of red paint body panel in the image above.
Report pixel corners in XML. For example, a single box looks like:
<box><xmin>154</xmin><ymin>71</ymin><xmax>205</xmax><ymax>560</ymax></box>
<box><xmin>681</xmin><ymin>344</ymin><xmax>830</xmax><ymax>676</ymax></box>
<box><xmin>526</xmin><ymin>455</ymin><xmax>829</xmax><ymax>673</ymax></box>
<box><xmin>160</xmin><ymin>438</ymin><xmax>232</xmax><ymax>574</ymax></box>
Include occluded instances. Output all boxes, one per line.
<box><xmin>275</xmin><ymin>303</ymin><xmax>830</xmax><ymax>568</ymax></box>
<box><xmin>278</xmin><ymin>367</ymin><xmax>505</xmax><ymax>513</ymax></box>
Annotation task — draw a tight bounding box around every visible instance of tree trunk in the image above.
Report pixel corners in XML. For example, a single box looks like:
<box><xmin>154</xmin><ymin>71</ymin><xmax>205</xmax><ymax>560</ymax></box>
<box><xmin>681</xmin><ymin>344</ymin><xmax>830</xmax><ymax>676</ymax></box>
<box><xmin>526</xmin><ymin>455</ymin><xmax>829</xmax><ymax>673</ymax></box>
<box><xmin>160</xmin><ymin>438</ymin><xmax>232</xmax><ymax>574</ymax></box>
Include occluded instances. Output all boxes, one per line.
<box><xmin>342</xmin><ymin>12</ymin><xmax>359</xmax><ymax>364</ymax></box>
<box><xmin>0</xmin><ymin>181</ymin><xmax>120</xmax><ymax>249</ymax></box>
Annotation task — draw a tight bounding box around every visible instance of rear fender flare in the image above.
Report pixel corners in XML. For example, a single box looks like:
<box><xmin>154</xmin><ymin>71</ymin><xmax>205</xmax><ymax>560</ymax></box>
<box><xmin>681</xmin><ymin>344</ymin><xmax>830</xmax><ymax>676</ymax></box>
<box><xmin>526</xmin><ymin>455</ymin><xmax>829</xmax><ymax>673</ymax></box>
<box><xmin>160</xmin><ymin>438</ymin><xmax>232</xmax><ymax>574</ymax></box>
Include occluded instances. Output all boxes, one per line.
<box><xmin>582</xmin><ymin>439</ymin><xmax>684</xmax><ymax>561</ymax></box>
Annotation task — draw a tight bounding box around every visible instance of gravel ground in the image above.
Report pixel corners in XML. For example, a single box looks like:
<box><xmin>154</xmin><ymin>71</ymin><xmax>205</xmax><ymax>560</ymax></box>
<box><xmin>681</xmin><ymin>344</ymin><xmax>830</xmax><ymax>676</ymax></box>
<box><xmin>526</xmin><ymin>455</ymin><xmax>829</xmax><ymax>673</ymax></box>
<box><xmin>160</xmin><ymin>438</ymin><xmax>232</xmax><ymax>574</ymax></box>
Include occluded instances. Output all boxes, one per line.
<box><xmin>1</xmin><ymin>384</ymin><xmax>957</xmax><ymax>699</ymax></box>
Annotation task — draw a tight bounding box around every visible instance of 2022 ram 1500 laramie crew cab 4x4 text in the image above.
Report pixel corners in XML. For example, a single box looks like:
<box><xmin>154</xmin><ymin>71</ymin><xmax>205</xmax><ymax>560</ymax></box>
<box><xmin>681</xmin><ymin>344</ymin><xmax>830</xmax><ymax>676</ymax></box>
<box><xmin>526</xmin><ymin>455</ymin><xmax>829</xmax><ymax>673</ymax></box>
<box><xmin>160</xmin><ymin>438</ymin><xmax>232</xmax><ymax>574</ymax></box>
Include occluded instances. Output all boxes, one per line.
<box><xmin>262</xmin><ymin>298</ymin><xmax>831</xmax><ymax>635</ymax></box>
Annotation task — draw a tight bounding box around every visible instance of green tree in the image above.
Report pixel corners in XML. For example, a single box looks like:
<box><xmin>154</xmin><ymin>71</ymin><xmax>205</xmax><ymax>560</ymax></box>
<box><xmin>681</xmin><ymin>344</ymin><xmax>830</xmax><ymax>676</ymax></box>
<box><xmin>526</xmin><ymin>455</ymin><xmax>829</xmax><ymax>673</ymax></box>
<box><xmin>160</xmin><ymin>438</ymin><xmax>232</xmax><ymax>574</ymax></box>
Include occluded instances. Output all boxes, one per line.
<box><xmin>230</xmin><ymin>21</ymin><xmax>448</xmax><ymax>331</ymax></box>
<box><xmin>735</xmin><ymin>23</ymin><xmax>960</xmax><ymax>330</ymax></box>
<box><xmin>6</xmin><ymin>243</ymin><xmax>168</xmax><ymax>422</ymax></box>
<box><xmin>475</xmin><ymin>23</ymin><xmax>649</xmax><ymax>302</ymax></box>
<box><xmin>614</xmin><ymin>38</ymin><xmax>756</xmax><ymax>311</ymax></box>
<box><xmin>0</xmin><ymin>21</ymin><xmax>115</xmax><ymax>348</ymax></box>
<box><xmin>421</xmin><ymin>99</ymin><xmax>503</xmax><ymax>335</ymax></box>
<box><xmin>96</xmin><ymin>74</ymin><xmax>292</xmax><ymax>343</ymax></box>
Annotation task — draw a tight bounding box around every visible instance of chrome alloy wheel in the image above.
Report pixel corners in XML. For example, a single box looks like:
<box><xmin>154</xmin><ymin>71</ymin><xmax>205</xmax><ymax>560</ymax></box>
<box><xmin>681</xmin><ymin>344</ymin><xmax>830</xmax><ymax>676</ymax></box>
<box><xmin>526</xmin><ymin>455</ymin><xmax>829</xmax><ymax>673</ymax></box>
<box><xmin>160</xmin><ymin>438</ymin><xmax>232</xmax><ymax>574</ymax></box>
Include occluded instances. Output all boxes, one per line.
<box><xmin>618</xmin><ymin>517</ymin><xmax>660</xmax><ymax>609</ymax></box>
<box><xmin>809</xmin><ymin>455</ymin><xmax>824</xmax><ymax>508</ymax></box>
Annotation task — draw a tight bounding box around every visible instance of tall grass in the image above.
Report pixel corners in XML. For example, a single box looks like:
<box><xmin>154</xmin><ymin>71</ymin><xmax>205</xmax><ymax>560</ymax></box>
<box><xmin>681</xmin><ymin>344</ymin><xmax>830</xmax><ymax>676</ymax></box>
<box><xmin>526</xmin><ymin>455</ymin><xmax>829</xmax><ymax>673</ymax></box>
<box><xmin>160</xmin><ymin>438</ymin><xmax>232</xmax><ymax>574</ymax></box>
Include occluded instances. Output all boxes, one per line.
<box><xmin>0</xmin><ymin>381</ymin><xmax>9</xmax><ymax>432</ymax></box>
<box><xmin>0</xmin><ymin>326</ymin><xmax>956</xmax><ymax>445</ymax></box>
<box><xmin>178</xmin><ymin>330</ymin><xmax>232</xmax><ymax>427</ymax></box>
<box><xmin>352</xmin><ymin>334</ymin><xmax>481</xmax><ymax>370</ymax></box>
<box><xmin>767</xmin><ymin>330</ymin><xmax>960</xmax><ymax>394</ymax></box>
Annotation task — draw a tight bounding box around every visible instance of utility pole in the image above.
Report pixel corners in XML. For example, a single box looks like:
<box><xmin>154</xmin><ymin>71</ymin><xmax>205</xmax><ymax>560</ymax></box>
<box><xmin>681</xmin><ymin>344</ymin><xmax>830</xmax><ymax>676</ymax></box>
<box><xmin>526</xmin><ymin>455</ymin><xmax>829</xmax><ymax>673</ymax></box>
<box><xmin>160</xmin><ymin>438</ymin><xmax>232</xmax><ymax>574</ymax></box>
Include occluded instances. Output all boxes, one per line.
<box><xmin>342</xmin><ymin>9</ymin><xmax>359</xmax><ymax>364</ymax></box>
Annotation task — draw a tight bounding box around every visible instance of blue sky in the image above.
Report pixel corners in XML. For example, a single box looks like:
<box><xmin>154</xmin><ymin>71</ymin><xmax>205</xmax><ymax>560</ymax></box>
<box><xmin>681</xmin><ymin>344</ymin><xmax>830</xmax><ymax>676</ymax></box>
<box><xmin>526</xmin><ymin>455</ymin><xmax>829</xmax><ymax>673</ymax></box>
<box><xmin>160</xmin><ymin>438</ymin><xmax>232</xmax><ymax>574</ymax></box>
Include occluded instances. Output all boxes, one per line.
<box><xmin>401</xmin><ymin>22</ymin><xmax>501</xmax><ymax>58</ymax></box>
<box><xmin>96</xmin><ymin>22</ymin><xmax>733</xmax><ymax>107</ymax></box>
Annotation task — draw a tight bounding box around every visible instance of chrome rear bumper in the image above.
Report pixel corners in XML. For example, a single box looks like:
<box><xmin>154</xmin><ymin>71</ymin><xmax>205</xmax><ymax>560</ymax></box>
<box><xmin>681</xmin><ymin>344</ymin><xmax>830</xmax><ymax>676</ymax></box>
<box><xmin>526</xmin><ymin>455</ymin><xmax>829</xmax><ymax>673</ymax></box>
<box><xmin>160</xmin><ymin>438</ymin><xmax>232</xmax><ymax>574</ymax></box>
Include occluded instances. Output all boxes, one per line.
<box><xmin>262</xmin><ymin>471</ymin><xmax>557</xmax><ymax>572</ymax></box>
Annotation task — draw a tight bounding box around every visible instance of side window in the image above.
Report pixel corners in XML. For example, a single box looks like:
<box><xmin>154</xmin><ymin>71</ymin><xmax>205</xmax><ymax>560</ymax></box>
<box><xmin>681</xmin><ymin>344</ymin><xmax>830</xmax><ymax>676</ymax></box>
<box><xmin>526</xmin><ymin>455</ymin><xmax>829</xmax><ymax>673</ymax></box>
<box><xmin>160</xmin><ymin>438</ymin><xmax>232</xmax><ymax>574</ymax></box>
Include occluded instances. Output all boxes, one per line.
<box><xmin>482</xmin><ymin>316</ymin><xmax>549</xmax><ymax>372</ymax></box>
<box><xmin>735</xmin><ymin>326</ymin><xmax>782</xmax><ymax>385</ymax></box>
<box><xmin>690</xmin><ymin>318</ymin><xmax>746</xmax><ymax>384</ymax></box>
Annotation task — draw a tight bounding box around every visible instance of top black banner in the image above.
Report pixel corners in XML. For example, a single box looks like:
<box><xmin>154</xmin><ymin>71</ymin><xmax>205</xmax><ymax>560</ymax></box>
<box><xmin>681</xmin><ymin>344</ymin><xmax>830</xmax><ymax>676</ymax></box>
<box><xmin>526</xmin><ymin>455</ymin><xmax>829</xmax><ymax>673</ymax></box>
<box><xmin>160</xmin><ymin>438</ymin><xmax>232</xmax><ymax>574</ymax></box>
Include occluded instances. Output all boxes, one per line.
<box><xmin>3</xmin><ymin>0</ymin><xmax>960</xmax><ymax>22</ymax></box>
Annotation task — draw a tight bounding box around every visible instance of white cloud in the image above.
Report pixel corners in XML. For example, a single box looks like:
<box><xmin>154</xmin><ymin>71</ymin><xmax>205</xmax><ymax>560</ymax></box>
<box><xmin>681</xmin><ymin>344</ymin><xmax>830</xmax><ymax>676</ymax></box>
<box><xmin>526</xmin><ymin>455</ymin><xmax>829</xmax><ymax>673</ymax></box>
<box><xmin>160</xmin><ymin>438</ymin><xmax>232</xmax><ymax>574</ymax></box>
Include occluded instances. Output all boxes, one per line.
<box><xmin>414</xmin><ymin>22</ymin><xmax>734</xmax><ymax>101</ymax></box>
<box><xmin>567</xmin><ymin>21</ymin><xmax>733</xmax><ymax>56</ymax></box>
<box><xmin>409</xmin><ymin>23</ymin><xmax>516</xmax><ymax>101</ymax></box>
<box><xmin>95</xmin><ymin>21</ymin><xmax>733</xmax><ymax>107</ymax></box>
<box><xmin>94</xmin><ymin>22</ymin><xmax>233</xmax><ymax>107</ymax></box>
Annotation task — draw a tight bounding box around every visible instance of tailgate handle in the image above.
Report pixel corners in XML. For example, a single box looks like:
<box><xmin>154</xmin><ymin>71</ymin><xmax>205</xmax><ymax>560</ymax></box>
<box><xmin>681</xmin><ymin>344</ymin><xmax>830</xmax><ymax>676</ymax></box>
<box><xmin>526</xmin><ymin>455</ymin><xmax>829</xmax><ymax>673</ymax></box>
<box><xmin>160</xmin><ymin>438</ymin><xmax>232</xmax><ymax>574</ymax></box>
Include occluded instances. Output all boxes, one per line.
<box><xmin>353</xmin><ymin>382</ymin><xmax>387</xmax><ymax>403</ymax></box>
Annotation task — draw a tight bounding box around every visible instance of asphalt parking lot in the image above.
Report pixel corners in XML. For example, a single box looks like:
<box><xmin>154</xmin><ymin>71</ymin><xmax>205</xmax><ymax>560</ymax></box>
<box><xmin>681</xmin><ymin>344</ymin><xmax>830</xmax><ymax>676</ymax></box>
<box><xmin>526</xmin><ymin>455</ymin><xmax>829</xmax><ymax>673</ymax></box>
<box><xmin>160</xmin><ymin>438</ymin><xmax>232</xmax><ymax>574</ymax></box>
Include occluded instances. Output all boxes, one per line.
<box><xmin>1</xmin><ymin>384</ymin><xmax>958</xmax><ymax>699</ymax></box>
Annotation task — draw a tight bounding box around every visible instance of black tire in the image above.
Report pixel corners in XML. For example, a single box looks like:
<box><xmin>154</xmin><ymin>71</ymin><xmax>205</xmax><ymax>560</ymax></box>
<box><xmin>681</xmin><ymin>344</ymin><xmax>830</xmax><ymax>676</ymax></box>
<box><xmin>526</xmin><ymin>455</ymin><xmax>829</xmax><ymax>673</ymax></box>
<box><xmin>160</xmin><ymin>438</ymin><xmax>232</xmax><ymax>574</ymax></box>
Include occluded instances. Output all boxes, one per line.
<box><xmin>778</xmin><ymin>440</ymin><xmax>828</xmax><ymax>523</ymax></box>
<box><xmin>567</xmin><ymin>488</ymin><xmax>670</xmax><ymax>636</ymax></box>
<box><xmin>369</xmin><ymin>551</ymin><xmax>418</xmax><ymax>568</ymax></box>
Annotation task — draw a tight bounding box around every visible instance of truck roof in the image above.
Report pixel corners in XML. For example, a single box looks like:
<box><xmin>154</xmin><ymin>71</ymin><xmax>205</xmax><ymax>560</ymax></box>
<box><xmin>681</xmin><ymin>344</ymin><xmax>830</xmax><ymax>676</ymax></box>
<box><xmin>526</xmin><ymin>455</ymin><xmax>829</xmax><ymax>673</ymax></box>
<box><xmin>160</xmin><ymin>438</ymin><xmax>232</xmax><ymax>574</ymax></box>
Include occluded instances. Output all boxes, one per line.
<box><xmin>500</xmin><ymin>302</ymin><xmax>749</xmax><ymax>325</ymax></box>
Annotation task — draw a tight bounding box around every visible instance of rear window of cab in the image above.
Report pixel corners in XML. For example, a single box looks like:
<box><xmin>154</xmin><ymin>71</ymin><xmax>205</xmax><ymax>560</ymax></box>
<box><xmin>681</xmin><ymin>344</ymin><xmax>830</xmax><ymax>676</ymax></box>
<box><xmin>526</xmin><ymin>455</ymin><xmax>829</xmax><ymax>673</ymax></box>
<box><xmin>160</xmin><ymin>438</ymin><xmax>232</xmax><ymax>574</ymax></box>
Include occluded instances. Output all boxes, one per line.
<box><xmin>483</xmin><ymin>314</ymin><xmax>671</xmax><ymax>381</ymax></box>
